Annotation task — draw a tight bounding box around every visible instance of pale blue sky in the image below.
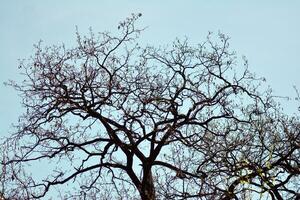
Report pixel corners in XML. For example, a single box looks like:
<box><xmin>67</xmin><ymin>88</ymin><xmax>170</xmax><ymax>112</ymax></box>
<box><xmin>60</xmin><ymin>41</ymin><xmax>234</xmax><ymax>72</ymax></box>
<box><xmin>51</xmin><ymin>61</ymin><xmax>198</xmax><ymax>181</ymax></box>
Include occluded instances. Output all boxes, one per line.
<box><xmin>1</xmin><ymin>0</ymin><xmax>300</xmax><ymax>138</ymax></box>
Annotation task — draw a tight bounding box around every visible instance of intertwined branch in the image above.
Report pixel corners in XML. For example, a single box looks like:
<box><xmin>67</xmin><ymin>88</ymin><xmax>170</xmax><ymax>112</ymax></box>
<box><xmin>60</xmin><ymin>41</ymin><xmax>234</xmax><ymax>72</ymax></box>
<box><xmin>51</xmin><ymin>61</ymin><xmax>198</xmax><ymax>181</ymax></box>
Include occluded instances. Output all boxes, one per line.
<box><xmin>1</xmin><ymin>14</ymin><xmax>299</xmax><ymax>200</ymax></box>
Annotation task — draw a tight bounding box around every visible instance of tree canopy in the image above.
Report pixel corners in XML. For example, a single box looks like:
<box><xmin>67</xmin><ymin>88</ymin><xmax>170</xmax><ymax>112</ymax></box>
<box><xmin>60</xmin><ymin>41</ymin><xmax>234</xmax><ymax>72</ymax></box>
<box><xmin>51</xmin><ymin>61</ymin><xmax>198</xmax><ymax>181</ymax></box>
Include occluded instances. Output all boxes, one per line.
<box><xmin>1</xmin><ymin>14</ymin><xmax>299</xmax><ymax>200</ymax></box>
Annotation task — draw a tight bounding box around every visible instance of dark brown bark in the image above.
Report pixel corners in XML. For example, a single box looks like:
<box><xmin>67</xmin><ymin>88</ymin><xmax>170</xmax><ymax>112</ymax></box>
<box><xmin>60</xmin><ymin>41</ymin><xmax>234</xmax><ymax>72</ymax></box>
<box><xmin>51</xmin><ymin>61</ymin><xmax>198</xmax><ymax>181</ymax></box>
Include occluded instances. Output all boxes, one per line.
<box><xmin>140</xmin><ymin>170</ymin><xmax>155</xmax><ymax>200</ymax></box>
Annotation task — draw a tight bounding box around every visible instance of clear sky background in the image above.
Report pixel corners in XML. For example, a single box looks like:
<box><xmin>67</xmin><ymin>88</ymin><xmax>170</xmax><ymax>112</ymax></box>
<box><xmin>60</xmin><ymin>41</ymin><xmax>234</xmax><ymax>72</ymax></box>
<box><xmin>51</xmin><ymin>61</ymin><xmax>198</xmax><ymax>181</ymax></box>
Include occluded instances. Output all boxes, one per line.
<box><xmin>0</xmin><ymin>0</ymin><xmax>300</xmax><ymax>139</ymax></box>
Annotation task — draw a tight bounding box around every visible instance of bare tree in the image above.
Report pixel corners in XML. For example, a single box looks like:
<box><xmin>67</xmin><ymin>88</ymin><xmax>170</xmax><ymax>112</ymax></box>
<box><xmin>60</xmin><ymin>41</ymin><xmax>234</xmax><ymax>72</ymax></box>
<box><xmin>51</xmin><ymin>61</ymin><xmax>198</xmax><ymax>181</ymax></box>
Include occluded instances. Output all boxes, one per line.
<box><xmin>1</xmin><ymin>14</ymin><xmax>299</xmax><ymax>200</ymax></box>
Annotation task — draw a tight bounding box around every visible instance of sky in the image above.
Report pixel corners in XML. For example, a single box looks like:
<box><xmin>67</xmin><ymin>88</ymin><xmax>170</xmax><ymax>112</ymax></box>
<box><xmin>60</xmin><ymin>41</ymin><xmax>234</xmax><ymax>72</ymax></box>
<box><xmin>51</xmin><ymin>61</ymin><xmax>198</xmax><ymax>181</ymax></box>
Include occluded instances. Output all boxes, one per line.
<box><xmin>0</xmin><ymin>0</ymin><xmax>300</xmax><ymax>139</ymax></box>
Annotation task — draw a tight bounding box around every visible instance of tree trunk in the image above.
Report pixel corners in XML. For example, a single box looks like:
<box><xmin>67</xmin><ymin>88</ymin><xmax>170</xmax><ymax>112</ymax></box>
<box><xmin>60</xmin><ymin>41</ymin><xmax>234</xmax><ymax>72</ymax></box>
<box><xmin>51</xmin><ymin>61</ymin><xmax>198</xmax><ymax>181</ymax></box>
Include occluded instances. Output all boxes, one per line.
<box><xmin>140</xmin><ymin>170</ymin><xmax>156</xmax><ymax>200</ymax></box>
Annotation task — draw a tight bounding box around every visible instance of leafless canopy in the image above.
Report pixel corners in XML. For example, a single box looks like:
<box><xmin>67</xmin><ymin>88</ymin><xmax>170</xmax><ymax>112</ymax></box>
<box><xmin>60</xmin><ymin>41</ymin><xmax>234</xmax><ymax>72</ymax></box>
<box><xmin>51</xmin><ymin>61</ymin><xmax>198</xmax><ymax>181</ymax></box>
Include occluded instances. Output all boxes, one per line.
<box><xmin>1</xmin><ymin>14</ymin><xmax>299</xmax><ymax>200</ymax></box>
